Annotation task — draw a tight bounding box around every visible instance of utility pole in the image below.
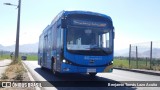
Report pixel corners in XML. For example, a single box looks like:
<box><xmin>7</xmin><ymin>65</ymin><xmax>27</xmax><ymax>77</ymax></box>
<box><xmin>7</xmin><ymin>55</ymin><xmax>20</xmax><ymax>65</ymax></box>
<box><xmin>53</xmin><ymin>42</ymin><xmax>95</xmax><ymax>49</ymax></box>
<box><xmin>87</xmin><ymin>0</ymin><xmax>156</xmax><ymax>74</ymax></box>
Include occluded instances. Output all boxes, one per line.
<box><xmin>4</xmin><ymin>0</ymin><xmax>21</xmax><ymax>62</ymax></box>
<box><xmin>15</xmin><ymin>0</ymin><xmax>21</xmax><ymax>61</ymax></box>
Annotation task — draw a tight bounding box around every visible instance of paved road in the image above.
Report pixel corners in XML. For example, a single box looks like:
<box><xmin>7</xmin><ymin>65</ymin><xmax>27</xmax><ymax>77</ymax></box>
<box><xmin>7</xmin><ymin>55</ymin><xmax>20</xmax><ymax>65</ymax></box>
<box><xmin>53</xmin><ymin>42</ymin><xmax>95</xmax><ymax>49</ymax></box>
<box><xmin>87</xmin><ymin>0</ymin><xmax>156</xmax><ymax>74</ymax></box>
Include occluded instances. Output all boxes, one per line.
<box><xmin>23</xmin><ymin>61</ymin><xmax>160</xmax><ymax>90</ymax></box>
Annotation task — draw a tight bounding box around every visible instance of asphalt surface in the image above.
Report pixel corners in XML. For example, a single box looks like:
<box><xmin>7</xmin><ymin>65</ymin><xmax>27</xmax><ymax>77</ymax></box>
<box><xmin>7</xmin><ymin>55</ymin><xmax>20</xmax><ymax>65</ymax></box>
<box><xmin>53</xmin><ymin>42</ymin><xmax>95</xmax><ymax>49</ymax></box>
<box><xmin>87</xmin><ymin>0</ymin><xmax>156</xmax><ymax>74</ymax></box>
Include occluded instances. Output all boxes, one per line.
<box><xmin>114</xmin><ymin>68</ymin><xmax>160</xmax><ymax>76</ymax></box>
<box><xmin>23</xmin><ymin>61</ymin><xmax>160</xmax><ymax>90</ymax></box>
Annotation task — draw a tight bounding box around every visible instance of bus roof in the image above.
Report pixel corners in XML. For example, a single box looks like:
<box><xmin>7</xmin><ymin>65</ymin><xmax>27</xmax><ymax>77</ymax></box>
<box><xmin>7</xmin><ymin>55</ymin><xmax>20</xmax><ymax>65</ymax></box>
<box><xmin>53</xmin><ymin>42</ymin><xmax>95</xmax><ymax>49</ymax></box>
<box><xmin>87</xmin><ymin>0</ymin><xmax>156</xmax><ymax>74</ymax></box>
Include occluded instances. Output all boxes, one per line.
<box><xmin>64</xmin><ymin>10</ymin><xmax>111</xmax><ymax>20</ymax></box>
<box><xmin>40</xmin><ymin>10</ymin><xmax>112</xmax><ymax>37</ymax></box>
<box><xmin>50</xmin><ymin>10</ymin><xmax>112</xmax><ymax>26</ymax></box>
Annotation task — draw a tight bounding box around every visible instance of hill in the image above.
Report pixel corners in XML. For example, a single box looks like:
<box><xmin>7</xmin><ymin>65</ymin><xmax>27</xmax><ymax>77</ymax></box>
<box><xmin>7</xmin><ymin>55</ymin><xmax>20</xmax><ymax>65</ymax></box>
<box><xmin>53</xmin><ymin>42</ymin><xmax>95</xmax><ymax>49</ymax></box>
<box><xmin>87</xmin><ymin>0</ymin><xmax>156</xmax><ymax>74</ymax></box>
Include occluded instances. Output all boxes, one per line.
<box><xmin>0</xmin><ymin>43</ymin><xmax>38</xmax><ymax>53</ymax></box>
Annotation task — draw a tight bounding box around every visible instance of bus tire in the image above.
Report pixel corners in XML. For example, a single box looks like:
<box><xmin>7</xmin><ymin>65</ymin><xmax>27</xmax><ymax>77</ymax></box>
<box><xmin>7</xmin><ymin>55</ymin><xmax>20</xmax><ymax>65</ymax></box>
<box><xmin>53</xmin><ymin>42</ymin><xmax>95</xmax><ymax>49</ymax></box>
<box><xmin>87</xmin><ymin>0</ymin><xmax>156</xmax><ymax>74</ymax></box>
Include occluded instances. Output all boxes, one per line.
<box><xmin>89</xmin><ymin>73</ymin><xmax>97</xmax><ymax>77</ymax></box>
<box><xmin>40</xmin><ymin>58</ymin><xmax>44</xmax><ymax>69</ymax></box>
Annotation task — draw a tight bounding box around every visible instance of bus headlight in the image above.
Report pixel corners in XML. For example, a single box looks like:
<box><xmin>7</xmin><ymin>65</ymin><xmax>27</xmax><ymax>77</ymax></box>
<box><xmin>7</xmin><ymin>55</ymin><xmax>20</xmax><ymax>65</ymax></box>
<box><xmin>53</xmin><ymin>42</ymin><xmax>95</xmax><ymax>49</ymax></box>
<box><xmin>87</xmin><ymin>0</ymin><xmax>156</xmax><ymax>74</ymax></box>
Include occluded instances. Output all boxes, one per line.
<box><xmin>62</xmin><ymin>59</ymin><xmax>70</xmax><ymax>64</ymax></box>
<box><xmin>62</xmin><ymin>59</ymin><xmax>66</xmax><ymax>63</ymax></box>
<box><xmin>111</xmin><ymin>61</ymin><xmax>113</xmax><ymax>64</ymax></box>
<box><xmin>108</xmin><ymin>60</ymin><xmax>113</xmax><ymax>65</ymax></box>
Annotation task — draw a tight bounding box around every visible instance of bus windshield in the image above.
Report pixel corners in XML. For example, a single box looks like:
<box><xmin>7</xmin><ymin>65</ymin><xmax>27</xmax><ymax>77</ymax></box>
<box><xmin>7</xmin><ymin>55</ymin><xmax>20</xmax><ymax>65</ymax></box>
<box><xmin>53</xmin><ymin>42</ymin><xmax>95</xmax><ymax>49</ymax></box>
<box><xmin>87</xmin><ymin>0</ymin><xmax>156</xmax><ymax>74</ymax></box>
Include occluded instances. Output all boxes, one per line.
<box><xmin>67</xmin><ymin>26</ymin><xmax>113</xmax><ymax>53</ymax></box>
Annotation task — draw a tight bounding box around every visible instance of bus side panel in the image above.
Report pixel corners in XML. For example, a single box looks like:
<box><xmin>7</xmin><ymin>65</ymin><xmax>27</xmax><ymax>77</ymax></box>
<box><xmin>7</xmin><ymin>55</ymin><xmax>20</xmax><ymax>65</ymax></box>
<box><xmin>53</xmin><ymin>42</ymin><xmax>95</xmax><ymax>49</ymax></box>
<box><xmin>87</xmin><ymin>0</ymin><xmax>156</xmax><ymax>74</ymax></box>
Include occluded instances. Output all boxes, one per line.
<box><xmin>38</xmin><ymin>35</ymin><xmax>44</xmax><ymax>66</ymax></box>
<box><xmin>43</xmin><ymin>33</ymin><xmax>48</xmax><ymax>68</ymax></box>
<box><xmin>46</xmin><ymin>28</ymin><xmax>52</xmax><ymax>69</ymax></box>
<box><xmin>51</xmin><ymin>22</ymin><xmax>58</xmax><ymax>71</ymax></box>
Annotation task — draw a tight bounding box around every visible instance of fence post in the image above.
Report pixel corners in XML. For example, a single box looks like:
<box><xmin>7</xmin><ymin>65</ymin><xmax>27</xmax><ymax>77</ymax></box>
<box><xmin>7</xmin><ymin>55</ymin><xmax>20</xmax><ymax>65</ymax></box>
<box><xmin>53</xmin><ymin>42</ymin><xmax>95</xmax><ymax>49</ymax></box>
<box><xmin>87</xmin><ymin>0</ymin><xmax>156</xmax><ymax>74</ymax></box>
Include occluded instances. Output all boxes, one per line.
<box><xmin>150</xmin><ymin>41</ymin><xmax>152</xmax><ymax>69</ymax></box>
<box><xmin>129</xmin><ymin>44</ymin><xmax>131</xmax><ymax>69</ymax></box>
<box><xmin>136</xmin><ymin>46</ymin><xmax>138</xmax><ymax>69</ymax></box>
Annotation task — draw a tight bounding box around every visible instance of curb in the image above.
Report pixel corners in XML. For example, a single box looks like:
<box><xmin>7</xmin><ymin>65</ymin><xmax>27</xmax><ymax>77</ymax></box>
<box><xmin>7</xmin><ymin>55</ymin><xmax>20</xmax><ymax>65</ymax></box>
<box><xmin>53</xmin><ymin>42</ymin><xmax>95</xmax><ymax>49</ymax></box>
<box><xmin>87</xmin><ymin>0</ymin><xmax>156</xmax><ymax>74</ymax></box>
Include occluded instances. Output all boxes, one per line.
<box><xmin>22</xmin><ymin>62</ymin><xmax>41</xmax><ymax>90</ymax></box>
<box><xmin>114</xmin><ymin>68</ymin><xmax>160</xmax><ymax>76</ymax></box>
<box><xmin>22</xmin><ymin>61</ymin><xmax>57</xmax><ymax>90</ymax></box>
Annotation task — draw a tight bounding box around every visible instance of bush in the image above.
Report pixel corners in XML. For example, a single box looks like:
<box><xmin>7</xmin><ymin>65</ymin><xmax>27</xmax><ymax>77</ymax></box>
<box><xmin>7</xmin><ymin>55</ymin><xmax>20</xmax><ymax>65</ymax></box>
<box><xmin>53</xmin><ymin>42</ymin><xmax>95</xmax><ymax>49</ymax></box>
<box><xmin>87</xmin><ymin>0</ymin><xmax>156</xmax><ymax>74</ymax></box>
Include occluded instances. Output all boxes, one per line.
<box><xmin>1</xmin><ymin>73</ymin><xmax>8</xmax><ymax>80</ymax></box>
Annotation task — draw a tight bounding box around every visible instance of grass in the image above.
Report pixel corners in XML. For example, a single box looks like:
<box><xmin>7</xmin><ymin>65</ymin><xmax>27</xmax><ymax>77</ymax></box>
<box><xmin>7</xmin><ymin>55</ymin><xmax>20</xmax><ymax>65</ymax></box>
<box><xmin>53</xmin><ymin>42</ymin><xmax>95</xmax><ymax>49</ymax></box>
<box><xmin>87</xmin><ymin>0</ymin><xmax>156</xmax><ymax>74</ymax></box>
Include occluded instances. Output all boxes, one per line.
<box><xmin>25</xmin><ymin>55</ymin><xmax>38</xmax><ymax>61</ymax></box>
<box><xmin>0</xmin><ymin>54</ymin><xmax>38</xmax><ymax>61</ymax></box>
<box><xmin>114</xmin><ymin>58</ymin><xmax>160</xmax><ymax>71</ymax></box>
<box><xmin>130</xmin><ymin>59</ymin><xmax>151</xmax><ymax>69</ymax></box>
<box><xmin>0</xmin><ymin>54</ymin><xmax>10</xmax><ymax>60</ymax></box>
<box><xmin>113</xmin><ymin>59</ymin><xmax>129</xmax><ymax>69</ymax></box>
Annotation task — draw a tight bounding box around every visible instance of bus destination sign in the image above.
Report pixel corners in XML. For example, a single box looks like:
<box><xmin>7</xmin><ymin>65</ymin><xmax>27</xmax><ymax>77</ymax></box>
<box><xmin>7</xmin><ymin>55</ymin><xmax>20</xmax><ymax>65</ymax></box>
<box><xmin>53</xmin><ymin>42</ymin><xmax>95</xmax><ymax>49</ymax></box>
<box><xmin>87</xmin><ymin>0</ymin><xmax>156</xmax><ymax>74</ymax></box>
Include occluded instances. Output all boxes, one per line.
<box><xmin>72</xmin><ymin>19</ymin><xmax>107</xmax><ymax>28</ymax></box>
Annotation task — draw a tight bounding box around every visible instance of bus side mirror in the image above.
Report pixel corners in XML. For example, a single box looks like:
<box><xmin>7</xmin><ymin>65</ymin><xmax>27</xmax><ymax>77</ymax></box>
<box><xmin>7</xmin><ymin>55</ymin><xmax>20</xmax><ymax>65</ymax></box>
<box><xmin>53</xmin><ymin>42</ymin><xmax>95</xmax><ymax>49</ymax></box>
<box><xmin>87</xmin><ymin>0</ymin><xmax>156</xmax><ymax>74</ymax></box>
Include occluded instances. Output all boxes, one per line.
<box><xmin>113</xmin><ymin>31</ymin><xmax>115</xmax><ymax>39</ymax></box>
<box><xmin>113</xmin><ymin>27</ymin><xmax>115</xmax><ymax>39</ymax></box>
<box><xmin>61</xmin><ymin>18</ymin><xmax>66</xmax><ymax>28</ymax></box>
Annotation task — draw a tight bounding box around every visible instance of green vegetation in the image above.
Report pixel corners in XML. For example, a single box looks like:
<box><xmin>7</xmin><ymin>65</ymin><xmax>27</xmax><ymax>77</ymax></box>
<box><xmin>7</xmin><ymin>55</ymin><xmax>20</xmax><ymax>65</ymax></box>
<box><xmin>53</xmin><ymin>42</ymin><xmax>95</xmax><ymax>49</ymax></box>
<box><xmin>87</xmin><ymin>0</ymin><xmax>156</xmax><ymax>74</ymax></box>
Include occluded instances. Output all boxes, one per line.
<box><xmin>129</xmin><ymin>59</ymin><xmax>150</xmax><ymax>69</ymax></box>
<box><xmin>113</xmin><ymin>59</ymin><xmax>129</xmax><ymax>69</ymax></box>
<box><xmin>114</xmin><ymin>58</ymin><xmax>160</xmax><ymax>71</ymax></box>
<box><xmin>0</xmin><ymin>53</ymin><xmax>38</xmax><ymax>61</ymax></box>
<box><xmin>0</xmin><ymin>54</ymin><xmax>10</xmax><ymax>60</ymax></box>
<box><xmin>25</xmin><ymin>55</ymin><xmax>38</xmax><ymax>61</ymax></box>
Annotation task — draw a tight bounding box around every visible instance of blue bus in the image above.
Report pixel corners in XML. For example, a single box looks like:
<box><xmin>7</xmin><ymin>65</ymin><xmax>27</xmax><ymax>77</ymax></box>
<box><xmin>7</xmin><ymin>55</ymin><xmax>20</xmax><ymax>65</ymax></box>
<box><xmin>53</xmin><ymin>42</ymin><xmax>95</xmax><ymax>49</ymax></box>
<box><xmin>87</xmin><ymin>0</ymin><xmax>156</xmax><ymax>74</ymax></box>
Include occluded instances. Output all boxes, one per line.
<box><xmin>38</xmin><ymin>11</ymin><xmax>115</xmax><ymax>76</ymax></box>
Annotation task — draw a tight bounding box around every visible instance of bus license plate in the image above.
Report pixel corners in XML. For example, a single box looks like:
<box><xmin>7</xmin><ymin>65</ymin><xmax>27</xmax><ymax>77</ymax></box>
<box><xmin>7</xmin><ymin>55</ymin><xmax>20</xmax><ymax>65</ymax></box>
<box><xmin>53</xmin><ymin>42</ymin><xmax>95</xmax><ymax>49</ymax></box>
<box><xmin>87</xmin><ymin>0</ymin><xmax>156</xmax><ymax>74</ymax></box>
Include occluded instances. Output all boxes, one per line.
<box><xmin>87</xmin><ymin>69</ymin><xmax>96</xmax><ymax>72</ymax></box>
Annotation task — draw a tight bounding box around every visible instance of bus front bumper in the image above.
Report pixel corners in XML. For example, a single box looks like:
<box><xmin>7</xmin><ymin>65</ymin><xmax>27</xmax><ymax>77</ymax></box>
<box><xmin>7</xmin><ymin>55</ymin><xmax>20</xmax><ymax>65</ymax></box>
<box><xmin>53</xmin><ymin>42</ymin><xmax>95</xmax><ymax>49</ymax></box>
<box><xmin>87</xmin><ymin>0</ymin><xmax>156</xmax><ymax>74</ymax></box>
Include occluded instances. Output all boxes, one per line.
<box><xmin>60</xmin><ymin>63</ymin><xmax>113</xmax><ymax>73</ymax></box>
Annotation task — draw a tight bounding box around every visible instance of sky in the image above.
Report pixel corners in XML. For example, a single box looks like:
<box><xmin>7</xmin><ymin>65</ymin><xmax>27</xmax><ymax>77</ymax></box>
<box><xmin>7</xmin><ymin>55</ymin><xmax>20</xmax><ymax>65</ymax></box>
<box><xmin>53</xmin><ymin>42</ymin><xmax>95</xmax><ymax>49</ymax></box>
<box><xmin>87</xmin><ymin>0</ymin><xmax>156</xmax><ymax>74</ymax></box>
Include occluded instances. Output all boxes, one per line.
<box><xmin>0</xmin><ymin>0</ymin><xmax>160</xmax><ymax>50</ymax></box>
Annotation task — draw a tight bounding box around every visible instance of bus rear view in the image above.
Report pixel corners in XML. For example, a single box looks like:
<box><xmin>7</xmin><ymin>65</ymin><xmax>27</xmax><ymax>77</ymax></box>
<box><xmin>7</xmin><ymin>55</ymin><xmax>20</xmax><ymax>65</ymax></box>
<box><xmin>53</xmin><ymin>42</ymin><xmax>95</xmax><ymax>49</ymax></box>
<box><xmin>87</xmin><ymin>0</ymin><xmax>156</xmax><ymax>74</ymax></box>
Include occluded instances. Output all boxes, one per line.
<box><xmin>38</xmin><ymin>11</ymin><xmax>115</xmax><ymax>76</ymax></box>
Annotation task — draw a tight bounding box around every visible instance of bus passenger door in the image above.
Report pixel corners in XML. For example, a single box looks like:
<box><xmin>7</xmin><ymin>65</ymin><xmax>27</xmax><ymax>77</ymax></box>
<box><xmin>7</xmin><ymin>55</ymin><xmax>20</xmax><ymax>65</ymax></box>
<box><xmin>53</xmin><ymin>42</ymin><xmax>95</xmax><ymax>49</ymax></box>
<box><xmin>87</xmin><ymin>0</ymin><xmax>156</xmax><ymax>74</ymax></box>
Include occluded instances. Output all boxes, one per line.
<box><xmin>43</xmin><ymin>35</ymin><xmax>48</xmax><ymax>67</ymax></box>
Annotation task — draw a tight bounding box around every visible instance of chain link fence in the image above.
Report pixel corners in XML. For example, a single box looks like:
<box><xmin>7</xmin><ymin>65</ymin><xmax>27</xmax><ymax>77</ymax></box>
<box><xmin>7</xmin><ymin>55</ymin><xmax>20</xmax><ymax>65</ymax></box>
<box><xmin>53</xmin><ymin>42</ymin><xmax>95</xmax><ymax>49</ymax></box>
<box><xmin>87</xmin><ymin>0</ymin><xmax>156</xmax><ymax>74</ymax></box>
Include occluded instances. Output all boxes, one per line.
<box><xmin>129</xmin><ymin>41</ymin><xmax>160</xmax><ymax>70</ymax></box>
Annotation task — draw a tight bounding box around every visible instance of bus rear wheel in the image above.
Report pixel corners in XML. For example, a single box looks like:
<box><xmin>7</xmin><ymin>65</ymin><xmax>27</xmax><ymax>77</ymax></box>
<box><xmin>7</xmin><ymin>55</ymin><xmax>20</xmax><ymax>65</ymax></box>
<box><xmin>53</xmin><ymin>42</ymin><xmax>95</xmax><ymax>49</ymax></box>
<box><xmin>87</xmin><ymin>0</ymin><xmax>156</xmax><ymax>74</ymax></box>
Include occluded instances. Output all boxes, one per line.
<box><xmin>89</xmin><ymin>73</ymin><xmax>97</xmax><ymax>77</ymax></box>
<box><xmin>40</xmin><ymin>58</ymin><xmax>45</xmax><ymax>69</ymax></box>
